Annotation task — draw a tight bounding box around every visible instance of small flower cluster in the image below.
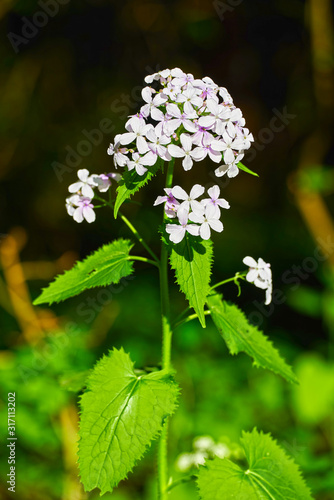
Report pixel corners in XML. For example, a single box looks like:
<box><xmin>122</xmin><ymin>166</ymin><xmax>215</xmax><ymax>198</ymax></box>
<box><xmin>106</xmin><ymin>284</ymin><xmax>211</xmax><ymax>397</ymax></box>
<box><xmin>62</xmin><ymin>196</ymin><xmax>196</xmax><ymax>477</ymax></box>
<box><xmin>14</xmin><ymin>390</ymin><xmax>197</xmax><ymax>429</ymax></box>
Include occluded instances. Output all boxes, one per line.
<box><xmin>107</xmin><ymin>68</ymin><xmax>253</xmax><ymax>178</ymax></box>
<box><xmin>175</xmin><ymin>435</ymin><xmax>243</xmax><ymax>472</ymax></box>
<box><xmin>154</xmin><ymin>184</ymin><xmax>229</xmax><ymax>243</ymax></box>
<box><xmin>243</xmin><ymin>256</ymin><xmax>273</xmax><ymax>304</ymax></box>
<box><xmin>66</xmin><ymin>169</ymin><xmax>121</xmax><ymax>223</ymax></box>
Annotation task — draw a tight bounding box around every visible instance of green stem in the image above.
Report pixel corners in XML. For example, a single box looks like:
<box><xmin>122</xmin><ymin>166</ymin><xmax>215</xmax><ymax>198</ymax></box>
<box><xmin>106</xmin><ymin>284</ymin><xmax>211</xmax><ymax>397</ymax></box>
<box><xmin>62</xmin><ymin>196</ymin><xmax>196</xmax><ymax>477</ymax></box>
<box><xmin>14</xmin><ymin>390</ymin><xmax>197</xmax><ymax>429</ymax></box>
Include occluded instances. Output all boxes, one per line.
<box><xmin>166</xmin><ymin>475</ymin><xmax>197</xmax><ymax>493</ymax></box>
<box><xmin>94</xmin><ymin>194</ymin><xmax>160</xmax><ymax>265</ymax></box>
<box><xmin>172</xmin><ymin>306</ymin><xmax>190</xmax><ymax>330</ymax></box>
<box><xmin>158</xmin><ymin>159</ymin><xmax>175</xmax><ymax>500</ymax></box>
<box><xmin>128</xmin><ymin>256</ymin><xmax>160</xmax><ymax>269</ymax></box>
<box><xmin>210</xmin><ymin>272</ymin><xmax>247</xmax><ymax>291</ymax></box>
<box><xmin>174</xmin><ymin>310</ymin><xmax>211</xmax><ymax>330</ymax></box>
<box><xmin>120</xmin><ymin>214</ymin><xmax>160</xmax><ymax>265</ymax></box>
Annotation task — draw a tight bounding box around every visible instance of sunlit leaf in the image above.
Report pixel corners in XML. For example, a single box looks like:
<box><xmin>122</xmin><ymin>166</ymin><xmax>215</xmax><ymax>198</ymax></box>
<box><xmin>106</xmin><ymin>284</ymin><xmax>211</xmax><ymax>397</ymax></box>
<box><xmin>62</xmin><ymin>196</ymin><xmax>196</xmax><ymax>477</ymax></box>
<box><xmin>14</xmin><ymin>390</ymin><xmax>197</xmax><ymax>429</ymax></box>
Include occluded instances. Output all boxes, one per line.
<box><xmin>207</xmin><ymin>294</ymin><xmax>297</xmax><ymax>383</ymax></box>
<box><xmin>197</xmin><ymin>428</ymin><xmax>313</xmax><ymax>499</ymax></box>
<box><xmin>78</xmin><ymin>348</ymin><xmax>179</xmax><ymax>494</ymax></box>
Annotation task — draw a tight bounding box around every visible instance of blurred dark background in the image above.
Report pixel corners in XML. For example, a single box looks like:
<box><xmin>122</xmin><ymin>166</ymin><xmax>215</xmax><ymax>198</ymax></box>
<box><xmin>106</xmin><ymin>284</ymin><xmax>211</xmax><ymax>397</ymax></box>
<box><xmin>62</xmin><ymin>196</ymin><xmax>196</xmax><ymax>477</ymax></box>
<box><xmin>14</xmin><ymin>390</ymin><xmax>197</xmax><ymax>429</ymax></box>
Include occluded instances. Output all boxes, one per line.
<box><xmin>1</xmin><ymin>0</ymin><xmax>334</xmax><ymax>499</ymax></box>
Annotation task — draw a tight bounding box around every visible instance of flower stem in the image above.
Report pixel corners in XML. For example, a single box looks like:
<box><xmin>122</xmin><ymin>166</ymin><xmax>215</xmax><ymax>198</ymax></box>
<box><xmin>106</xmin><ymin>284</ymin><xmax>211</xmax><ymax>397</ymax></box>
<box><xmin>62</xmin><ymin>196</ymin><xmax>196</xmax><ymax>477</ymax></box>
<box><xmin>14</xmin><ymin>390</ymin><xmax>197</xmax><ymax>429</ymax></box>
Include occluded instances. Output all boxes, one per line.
<box><xmin>210</xmin><ymin>272</ymin><xmax>247</xmax><ymax>291</ymax></box>
<box><xmin>94</xmin><ymin>194</ymin><xmax>160</xmax><ymax>265</ymax></box>
<box><xmin>120</xmin><ymin>213</ymin><xmax>160</xmax><ymax>265</ymax></box>
<box><xmin>157</xmin><ymin>159</ymin><xmax>175</xmax><ymax>499</ymax></box>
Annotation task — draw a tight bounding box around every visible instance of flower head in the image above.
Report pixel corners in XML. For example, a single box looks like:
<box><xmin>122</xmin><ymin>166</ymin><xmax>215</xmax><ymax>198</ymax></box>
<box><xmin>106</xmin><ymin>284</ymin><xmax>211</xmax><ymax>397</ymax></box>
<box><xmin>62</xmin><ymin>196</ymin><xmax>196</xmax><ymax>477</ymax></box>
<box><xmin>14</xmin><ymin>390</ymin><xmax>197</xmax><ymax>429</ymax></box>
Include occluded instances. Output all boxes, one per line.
<box><xmin>107</xmin><ymin>68</ymin><xmax>252</xmax><ymax>178</ymax></box>
<box><xmin>68</xmin><ymin>169</ymin><xmax>95</xmax><ymax>199</ymax></box>
<box><xmin>166</xmin><ymin>207</ymin><xmax>199</xmax><ymax>244</ymax></box>
<box><xmin>66</xmin><ymin>168</ymin><xmax>119</xmax><ymax>223</ymax></box>
<box><xmin>243</xmin><ymin>256</ymin><xmax>272</xmax><ymax>305</ymax></box>
<box><xmin>155</xmin><ymin>184</ymin><xmax>229</xmax><ymax>244</ymax></box>
<box><xmin>189</xmin><ymin>203</ymin><xmax>224</xmax><ymax>240</ymax></box>
<box><xmin>66</xmin><ymin>195</ymin><xmax>96</xmax><ymax>223</ymax></box>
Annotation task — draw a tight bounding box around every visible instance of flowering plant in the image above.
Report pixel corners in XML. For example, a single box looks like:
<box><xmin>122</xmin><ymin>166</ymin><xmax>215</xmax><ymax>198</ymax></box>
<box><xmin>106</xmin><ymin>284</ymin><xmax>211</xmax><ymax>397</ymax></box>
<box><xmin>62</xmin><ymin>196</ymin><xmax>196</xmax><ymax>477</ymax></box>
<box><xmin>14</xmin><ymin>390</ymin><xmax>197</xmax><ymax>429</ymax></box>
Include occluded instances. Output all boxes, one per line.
<box><xmin>34</xmin><ymin>68</ymin><xmax>312</xmax><ymax>499</ymax></box>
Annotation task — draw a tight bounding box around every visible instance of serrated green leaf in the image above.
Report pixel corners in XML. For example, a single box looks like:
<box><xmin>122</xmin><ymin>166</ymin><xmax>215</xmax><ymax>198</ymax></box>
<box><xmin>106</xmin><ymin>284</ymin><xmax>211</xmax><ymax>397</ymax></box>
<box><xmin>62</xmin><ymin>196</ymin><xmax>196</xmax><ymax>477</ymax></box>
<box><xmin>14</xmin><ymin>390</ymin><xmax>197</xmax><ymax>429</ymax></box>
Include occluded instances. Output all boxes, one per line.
<box><xmin>33</xmin><ymin>239</ymin><xmax>134</xmax><ymax>305</ymax></box>
<box><xmin>207</xmin><ymin>294</ymin><xmax>297</xmax><ymax>383</ymax></box>
<box><xmin>170</xmin><ymin>235</ymin><xmax>213</xmax><ymax>328</ymax></box>
<box><xmin>78</xmin><ymin>348</ymin><xmax>179</xmax><ymax>495</ymax></box>
<box><xmin>197</xmin><ymin>428</ymin><xmax>313</xmax><ymax>500</ymax></box>
<box><xmin>238</xmin><ymin>161</ymin><xmax>259</xmax><ymax>177</ymax></box>
<box><xmin>114</xmin><ymin>159</ymin><xmax>163</xmax><ymax>218</ymax></box>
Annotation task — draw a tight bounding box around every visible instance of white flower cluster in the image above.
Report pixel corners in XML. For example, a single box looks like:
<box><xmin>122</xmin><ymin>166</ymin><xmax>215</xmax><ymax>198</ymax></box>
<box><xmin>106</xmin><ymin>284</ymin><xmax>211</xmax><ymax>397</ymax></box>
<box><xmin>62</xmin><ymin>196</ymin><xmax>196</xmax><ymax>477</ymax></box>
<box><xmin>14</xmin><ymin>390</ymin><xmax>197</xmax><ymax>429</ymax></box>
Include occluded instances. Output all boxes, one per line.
<box><xmin>243</xmin><ymin>256</ymin><xmax>273</xmax><ymax>305</ymax></box>
<box><xmin>176</xmin><ymin>435</ymin><xmax>232</xmax><ymax>472</ymax></box>
<box><xmin>66</xmin><ymin>169</ymin><xmax>121</xmax><ymax>223</ymax></box>
<box><xmin>107</xmin><ymin>67</ymin><xmax>253</xmax><ymax>178</ymax></box>
<box><xmin>154</xmin><ymin>185</ymin><xmax>230</xmax><ymax>243</ymax></box>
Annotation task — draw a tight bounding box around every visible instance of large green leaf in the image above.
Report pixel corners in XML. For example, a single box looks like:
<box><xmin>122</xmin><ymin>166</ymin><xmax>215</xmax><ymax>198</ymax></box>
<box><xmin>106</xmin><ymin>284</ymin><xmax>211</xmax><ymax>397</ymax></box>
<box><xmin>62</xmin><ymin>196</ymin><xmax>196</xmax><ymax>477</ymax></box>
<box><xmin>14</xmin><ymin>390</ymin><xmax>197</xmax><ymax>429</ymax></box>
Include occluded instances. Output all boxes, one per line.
<box><xmin>170</xmin><ymin>235</ymin><xmax>213</xmax><ymax>328</ymax></box>
<box><xmin>33</xmin><ymin>239</ymin><xmax>134</xmax><ymax>305</ymax></box>
<box><xmin>197</xmin><ymin>428</ymin><xmax>313</xmax><ymax>500</ymax></box>
<box><xmin>207</xmin><ymin>294</ymin><xmax>297</xmax><ymax>383</ymax></box>
<box><xmin>114</xmin><ymin>159</ymin><xmax>163</xmax><ymax>218</ymax></box>
<box><xmin>78</xmin><ymin>348</ymin><xmax>179</xmax><ymax>495</ymax></box>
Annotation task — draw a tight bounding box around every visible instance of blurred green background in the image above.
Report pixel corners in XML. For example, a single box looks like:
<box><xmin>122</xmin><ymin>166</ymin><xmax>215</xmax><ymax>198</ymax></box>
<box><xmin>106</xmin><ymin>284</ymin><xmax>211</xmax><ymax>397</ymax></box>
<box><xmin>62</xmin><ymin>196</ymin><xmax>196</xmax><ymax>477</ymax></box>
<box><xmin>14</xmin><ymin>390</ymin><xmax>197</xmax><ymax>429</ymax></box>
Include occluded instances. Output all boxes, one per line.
<box><xmin>1</xmin><ymin>0</ymin><xmax>334</xmax><ymax>498</ymax></box>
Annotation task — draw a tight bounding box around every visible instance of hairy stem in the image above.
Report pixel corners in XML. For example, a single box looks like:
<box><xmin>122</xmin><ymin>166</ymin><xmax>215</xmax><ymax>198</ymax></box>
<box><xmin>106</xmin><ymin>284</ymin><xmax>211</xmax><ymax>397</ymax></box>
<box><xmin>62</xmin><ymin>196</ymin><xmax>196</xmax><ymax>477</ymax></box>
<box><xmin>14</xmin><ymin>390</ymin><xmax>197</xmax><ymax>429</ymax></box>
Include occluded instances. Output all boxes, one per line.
<box><xmin>157</xmin><ymin>159</ymin><xmax>175</xmax><ymax>499</ymax></box>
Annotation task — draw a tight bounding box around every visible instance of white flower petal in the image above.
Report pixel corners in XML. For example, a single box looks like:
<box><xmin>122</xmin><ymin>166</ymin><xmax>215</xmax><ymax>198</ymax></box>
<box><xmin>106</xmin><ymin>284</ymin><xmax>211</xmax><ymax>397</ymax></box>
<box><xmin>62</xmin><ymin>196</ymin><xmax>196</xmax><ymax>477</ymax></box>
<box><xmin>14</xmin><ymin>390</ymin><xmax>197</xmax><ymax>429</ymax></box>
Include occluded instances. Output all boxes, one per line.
<box><xmin>243</xmin><ymin>256</ymin><xmax>258</xmax><ymax>268</ymax></box>
<box><xmin>81</xmin><ymin>184</ymin><xmax>95</xmax><ymax>199</ymax></box>
<box><xmin>186</xmin><ymin>224</ymin><xmax>200</xmax><ymax>237</ymax></box>
<box><xmin>168</xmin><ymin>144</ymin><xmax>185</xmax><ymax>158</ymax></box>
<box><xmin>198</xmin><ymin>115</ymin><xmax>215</xmax><ymax>128</ymax></box>
<box><xmin>208</xmin><ymin>185</ymin><xmax>220</xmax><ymax>200</ymax></box>
<box><xmin>137</xmin><ymin>136</ymin><xmax>149</xmax><ymax>154</ymax></box>
<box><xmin>77</xmin><ymin>169</ymin><xmax>90</xmax><ymax>182</ymax></box>
<box><xmin>190</xmin><ymin>147</ymin><xmax>206</xmax><ymax>161</ymax></box>
<box><xmin>180</xmin><ymin>133</ymin><xmax>192</xmax><ymax>152</ymax></box>
<box><xmin>246</xmin><ymin>269</ymin><xmax>258</xmax><ymax>283</ymax></box>
<box><xmin>209</xmin><ymin>219</ymin><xmax>224</xmax><ymax>233</ymax></box>
<box><xmin>83</xmin><ymin>206</ymin><xmax>96</xmax><ymax>223</ymax></box>
<box><xmin>200</xmin><ymin>222</ymin><xmax>211</xmax><ymax>240</ymax></box>
<box><xmin>68</xmin><ymin>181</ymin><xmax>83</xmax><ymax>193</ymax></box>
<box><xmin>227</xmin><ymin>165</ymin><xmax>239</xmax><ymax>178</ymax></box>
<box><xmin>190</xmin><ymin>184</ymin><xmax>205</xmax><ymax>199</ymax></box>
<box><xmin>182</xmin><ymin>155</ymin><xmax>193</xmax><ymax>171</ymax></box>
<box><xmin>73</xmin><ymin>207</ymin><xmax>84</xmax><ymax>223</ymax></box>
<box><xmin>172</xmin><ymin>186</ymin><xmax>188</xmax><ymax>200</ymax></box>
<box><xmin>166</xmin><ymin>225</ymin><xmax>186</xmax><ymax>244</ymax></box>
<box><xmin>119</xmin><ymin>132</ymin><xmax>136</xmax><ymax>145</ymax></box>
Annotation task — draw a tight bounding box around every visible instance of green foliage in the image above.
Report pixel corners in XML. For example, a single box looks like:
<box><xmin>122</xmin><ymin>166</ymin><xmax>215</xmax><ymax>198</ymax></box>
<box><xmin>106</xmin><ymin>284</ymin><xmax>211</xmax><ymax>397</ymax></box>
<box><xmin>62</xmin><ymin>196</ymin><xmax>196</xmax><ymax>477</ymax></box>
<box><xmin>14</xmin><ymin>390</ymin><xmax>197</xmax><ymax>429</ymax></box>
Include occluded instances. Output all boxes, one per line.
<box><xmin>206</xmin><ymin>294</ymin><xmax>297</xmax><ymax>383</ymax></box>
<box><xmin>237</xmin><ymin>162</ymin><xmax>259</xmax><ymax>177</ymax></box>
<box><xmin>33</xmin><ymin>239</ymin><xmax>134</xmax><ymax>305</ymax></box>
<box><xmin>197</xmin><ymin>428</ymin><xmax>313</xmax><ymax>500</ymax></box>
<box><xmin>114</xmin><ymin>159</ymin><xmax>163</xmax><ymax>218</ymax></box>
<box><xmin>170</xmin><ymin>236</ymin><xmax>213</xmax><ymax>328</ymax></box>
<box><xmin>292</xmin><ymin>354</ymin><xmax>334</xmax><ymax>425</ymax></box>
<box><xmin>59</xmin><ymin>370</ymin><xmax>91</xmax><ymax>392</ymax></box>
<box><xmin>78</xmin><ymin>348</ymin><xmax>179</xmax><ymax>495</ymax></box>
